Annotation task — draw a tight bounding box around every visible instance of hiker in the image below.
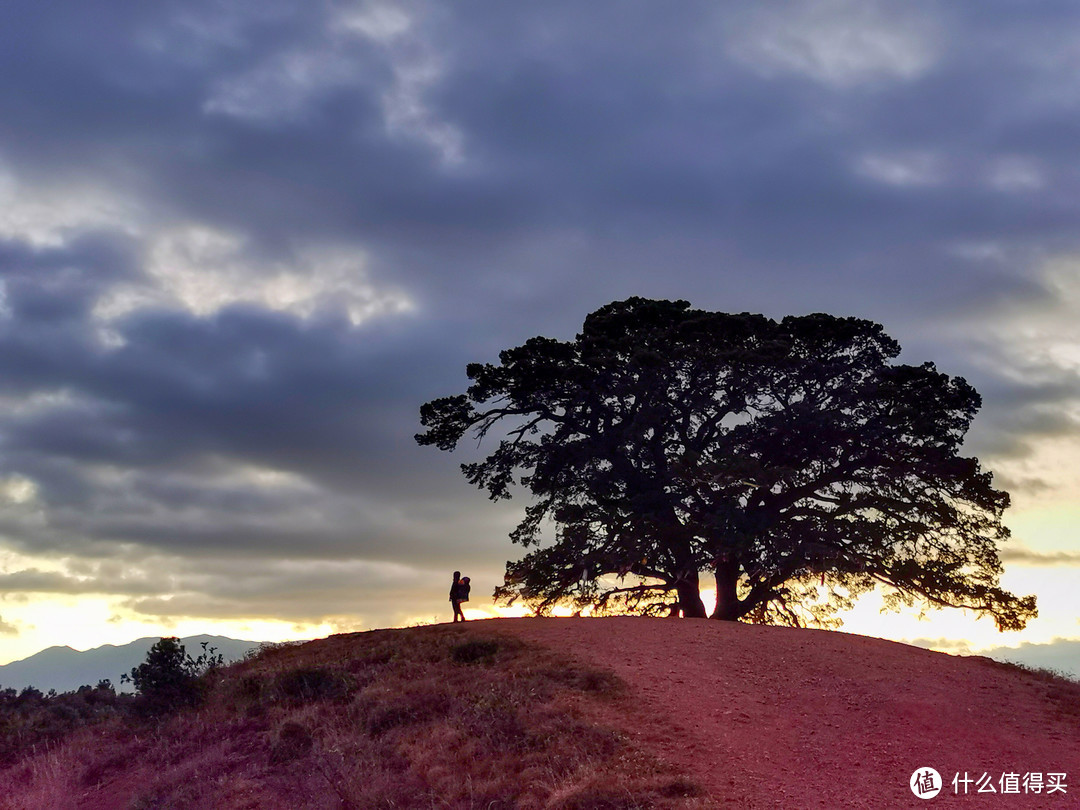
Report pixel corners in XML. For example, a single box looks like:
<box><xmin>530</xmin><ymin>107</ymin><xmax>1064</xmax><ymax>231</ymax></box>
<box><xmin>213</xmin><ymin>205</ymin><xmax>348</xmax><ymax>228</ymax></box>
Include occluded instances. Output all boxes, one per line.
<box><xmin>450</xmin><ymin>571</ymin><xmax>467</xmax><ymax>623</ymax></box>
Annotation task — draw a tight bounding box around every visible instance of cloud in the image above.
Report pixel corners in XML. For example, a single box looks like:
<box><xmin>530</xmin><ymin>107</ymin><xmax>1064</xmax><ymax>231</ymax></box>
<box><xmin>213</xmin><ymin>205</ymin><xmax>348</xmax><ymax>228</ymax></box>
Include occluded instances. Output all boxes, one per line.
<box><xmin>999</xmin><ymin>548</ymin><xmax>1080</xmax><ymax>566</ymax></box>
<box><xmin>338</xmin><ymin>3</ymin><xmax>465</xmax><ymax>166</ymax></box>
<box><xmin>928</xmin><ymin>254</ymin><xmax>1080</xmax><ymax>485</ymax></box>
<box><xmin>118</xmin><ymin>558</ymin><xmax>438</xmax><ymax>624</ymax></box>
<box><xmin>0</xmin><ymin>555</ymin><xmax>505</xmax><ymax>630</ymax></box>
<box><xmin>0</xmin><ymin>163</ymin><xmax>138</xmax><ymax>248</ymax></box>
<box><xmin>908</xmin><ymin>635</ymin><xmax>1080</xmax><ymax>680</ymax></box>
<box><xmin>976</xmin><ymin>638</ymin><xmax>1080</xmax><ymax>678</ymax></box>
<box><xmin>905</xmin><ymin>637</ymin><xmax>974</xmax><ymax>653</ymax></box>
<box><xmin>95</xmin><ymin>226</ymin><xmax>413</xmax><ymax>327</ymax></box>
<box><xmin>726</xmin><ymin>0</ymin><xmax>941</xmax><ymax>87</ymax></box>
<box><xmin>856</xmin><ymin>152</ymin><xmax>946</xmax><ymax>188</ymax></box>
<box><xmin>203</xmin><ymin>49</ymin><xmax>371</xmax><ymax>125</ymax></box>
<box><xmin>0</xmin><ymin>476</ymin><xmax>37</xmax><ymax>505</ymax></box>
<box><xmin>0</xmin><ymin>569</ymin><xmax>159</xmax><ymax>597</ymax></box>
<box><xmin>986</xmin><ymin>157</ymin><xmax>1045</xmax><ymax>192</ymax></box>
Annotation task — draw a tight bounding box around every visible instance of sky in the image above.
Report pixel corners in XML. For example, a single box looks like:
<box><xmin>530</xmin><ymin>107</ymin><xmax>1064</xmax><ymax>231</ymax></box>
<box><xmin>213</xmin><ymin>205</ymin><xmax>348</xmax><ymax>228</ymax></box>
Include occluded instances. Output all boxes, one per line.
<box><xmin>0</xmin><ymin>0</ymin><xmax>1078</xmax><ymax>674</ymax></box>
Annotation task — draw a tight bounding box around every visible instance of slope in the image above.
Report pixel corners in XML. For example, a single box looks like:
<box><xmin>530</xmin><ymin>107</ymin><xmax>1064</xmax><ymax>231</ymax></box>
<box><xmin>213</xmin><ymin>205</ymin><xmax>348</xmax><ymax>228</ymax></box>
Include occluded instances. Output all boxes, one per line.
<box><xmin>0</xmin><ymin>617</ymin><xmax>1075</xmax><ymax>809</ymax></box>
<box><xmin>484</xmin><ymin>617</ymin><xmax>1080</xmax><ymax>808</ymax></box>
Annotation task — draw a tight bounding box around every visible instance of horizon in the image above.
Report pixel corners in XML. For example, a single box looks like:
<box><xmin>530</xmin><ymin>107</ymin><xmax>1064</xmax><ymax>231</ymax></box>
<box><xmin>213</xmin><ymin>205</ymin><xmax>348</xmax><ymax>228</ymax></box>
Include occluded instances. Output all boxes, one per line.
<box><xmin>3</xmin><ymin>605</ymin><xmax>1077</xmax><ymax>683</ymax></box>
<box><xmin>0</xmin><ymin>2</ymin><xmax>1077</xmax><ymax>672</ymax></box>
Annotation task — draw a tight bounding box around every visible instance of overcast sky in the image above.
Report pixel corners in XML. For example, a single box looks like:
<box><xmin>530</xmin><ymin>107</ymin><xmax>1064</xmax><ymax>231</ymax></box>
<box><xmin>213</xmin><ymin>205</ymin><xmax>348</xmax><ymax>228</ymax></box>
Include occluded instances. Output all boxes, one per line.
<box><xmin>0</xmin><ymin>1</ymin><xmax>1078</xmax><ymax>667</ymax></box>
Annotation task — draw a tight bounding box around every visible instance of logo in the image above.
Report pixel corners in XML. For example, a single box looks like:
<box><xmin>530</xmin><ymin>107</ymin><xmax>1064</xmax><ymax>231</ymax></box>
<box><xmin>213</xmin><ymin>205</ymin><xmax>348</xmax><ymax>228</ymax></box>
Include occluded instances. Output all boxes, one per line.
<box><xmin>911</xmin><ymin>768</ymin><xmax>942</xmax><ymax>799</ymax></box>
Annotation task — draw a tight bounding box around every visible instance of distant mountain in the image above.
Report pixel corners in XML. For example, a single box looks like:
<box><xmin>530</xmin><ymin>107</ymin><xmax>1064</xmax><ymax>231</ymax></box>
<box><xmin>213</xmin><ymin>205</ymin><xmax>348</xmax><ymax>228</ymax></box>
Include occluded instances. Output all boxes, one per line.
<box><xmin>0</xmin><ymin>635</ymin><xmax>265</xmax><ymax>693</ymax></box>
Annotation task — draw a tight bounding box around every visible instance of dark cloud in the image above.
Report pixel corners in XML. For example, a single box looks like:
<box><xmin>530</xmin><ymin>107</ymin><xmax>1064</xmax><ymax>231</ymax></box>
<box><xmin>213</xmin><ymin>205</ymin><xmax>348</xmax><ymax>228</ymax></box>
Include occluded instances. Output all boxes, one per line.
<box><xmin>0</xmin><ymin>1</ymin><xmax>1078</xmax><ymax>636</ymax></box>
<box><xmin>0</xmin><ymin>569</ymin><xmax>159</xmax><ymax>596</ymax></box>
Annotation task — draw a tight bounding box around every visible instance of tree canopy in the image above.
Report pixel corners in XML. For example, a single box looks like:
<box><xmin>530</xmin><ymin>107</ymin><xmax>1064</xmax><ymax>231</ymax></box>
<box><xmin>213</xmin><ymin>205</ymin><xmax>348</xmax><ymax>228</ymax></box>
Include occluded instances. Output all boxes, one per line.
<box><xmin>417</xmin><ymin>297</ymin><xmax>1036</xmax><ymax>631</ymax></box>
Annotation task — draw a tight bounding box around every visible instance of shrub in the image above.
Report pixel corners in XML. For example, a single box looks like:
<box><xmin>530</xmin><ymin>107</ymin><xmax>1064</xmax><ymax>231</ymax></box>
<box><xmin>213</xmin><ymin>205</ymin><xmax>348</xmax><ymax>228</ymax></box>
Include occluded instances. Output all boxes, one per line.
<box><xmin>574</xmin><ymin>667</ymin><xmax>624</xmax><ymax>695</ymax></box>
<box><xmin>658</xmin><ymin>779</ymin><xmax>706</xmax><ymax>799</ymax></box>
<box><xmin>269</xmin><ymin>721</ymin><xmax>314</xmax><ymax>763</ymax></box>
<box><xmin>550</xmin><ymin>787</ymin><xmax>656</xmax><ymax>810</ymax></box>
<box><xmin>123</xmin><ymin>637</ymin><xmax>224</xmax><ymax>717</ymax></box>
<box><xmin>273</xmin><ymin>667</ymin><xmax>350</xmax><ymax>704</ymax></box>
<box><xmin>450</xmin><ymin>639</ymin><xmax>500</xmax><ymax>664</ymax></box>
<box><xmin>0</xmin><ymin>680</ymin><xmax>127</xmax><ymax>764</ymax></box>
<box><xmin>364</xmin><ymin>690</ymin><xmax>452</xmax><ymax>736</ymax></box>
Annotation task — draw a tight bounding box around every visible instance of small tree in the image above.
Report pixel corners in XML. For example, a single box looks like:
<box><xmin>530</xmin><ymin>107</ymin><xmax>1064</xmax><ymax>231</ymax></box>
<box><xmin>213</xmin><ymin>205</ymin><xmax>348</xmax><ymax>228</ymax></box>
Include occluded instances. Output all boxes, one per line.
<box><xmin>123</xmin><ymin>637</ymin><xmax>223</xmax><ymax>716</ymax></box>
<box><xmin>417</xmin><ymin>297</ymin><xmax>1036</xmax><ymax>630</ymax></box>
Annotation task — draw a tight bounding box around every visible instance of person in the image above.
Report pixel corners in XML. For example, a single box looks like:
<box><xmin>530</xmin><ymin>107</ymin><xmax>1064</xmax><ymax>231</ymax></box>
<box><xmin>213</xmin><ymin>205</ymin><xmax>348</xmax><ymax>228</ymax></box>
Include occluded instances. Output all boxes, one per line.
<box><xmin>450</xmin><ymin>571</ymin><xmax>465</xmax><ymax>623</ymax></box>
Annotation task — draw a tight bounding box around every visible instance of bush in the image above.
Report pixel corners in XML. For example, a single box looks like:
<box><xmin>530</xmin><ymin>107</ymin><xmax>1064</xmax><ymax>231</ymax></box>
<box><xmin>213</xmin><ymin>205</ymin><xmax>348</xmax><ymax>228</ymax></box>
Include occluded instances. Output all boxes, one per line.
<box><xmin>551</xmin><ymin>787</ymin><xmax>656</xmax><ymax>810</ymax></box>
<box><xmin>123</xmin><ymin>637</ymin><xmax>224</xmax><ymax>717</ymax></box>
<box><xmin>450</xmin><ymin>639</ymin><xmax>500</xmax><ymax>664</ymax></box>
<box><xmin>273</xmin><ymin>667</ymin><xmax>350</xmax><ymax>704</ymax></box>
<box><xmin>0</xmin><ymin>680</ymin><xmax>127</xmax><ymax>764</ymax></box>
<box><xmin>364</xmin><ymin>690</ymin><xmax>453</xmax><ymax>736</ymax></box>
<box><xmin>269</xmin><ymin>721</ymin><xmax>314</xmax><ymax>763</ymax></box>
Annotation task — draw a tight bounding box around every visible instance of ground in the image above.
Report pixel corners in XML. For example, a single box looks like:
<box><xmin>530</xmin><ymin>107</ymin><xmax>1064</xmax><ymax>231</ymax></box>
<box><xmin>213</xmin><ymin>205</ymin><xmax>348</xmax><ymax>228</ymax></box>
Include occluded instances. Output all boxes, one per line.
<box><xmin>483</xmin><ymin>616</ymin><xmax>1079</xmax><ymax>808</ymax></box>
<box><xmin>2</xmin><ymin>615</ymin><xmax>1076</xmax><ymax>808</ymax></box>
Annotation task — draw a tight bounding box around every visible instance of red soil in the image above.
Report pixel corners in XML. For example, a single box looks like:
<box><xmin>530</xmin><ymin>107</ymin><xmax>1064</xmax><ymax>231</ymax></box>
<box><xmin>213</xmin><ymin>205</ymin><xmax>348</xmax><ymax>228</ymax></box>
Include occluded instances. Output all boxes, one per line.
<box><xmin>482</xmin><ymin>617</ymin><xmax>1079</xmax><ymax>809</ymax></box>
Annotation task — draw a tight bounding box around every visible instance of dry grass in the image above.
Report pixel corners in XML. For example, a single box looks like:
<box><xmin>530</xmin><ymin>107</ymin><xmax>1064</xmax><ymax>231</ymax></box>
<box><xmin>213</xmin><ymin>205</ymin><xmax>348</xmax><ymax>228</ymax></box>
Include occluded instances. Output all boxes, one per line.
<box><xmin>983</xmin><ymin>659</ymin><xmax>1080</xmax><ymax>724</ymax></box>
<box><xmin>0</xmin><ymin>624</ymin><xmax>713</xmax><ymax>809</ymax></box>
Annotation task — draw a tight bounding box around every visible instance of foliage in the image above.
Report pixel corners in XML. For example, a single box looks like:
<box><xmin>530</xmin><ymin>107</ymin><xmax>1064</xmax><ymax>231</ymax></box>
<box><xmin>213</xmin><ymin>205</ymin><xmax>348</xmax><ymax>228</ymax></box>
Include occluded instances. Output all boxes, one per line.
<box><xmin>0</xmin><ymin>680</ymin><xmax>128</xmax><ymax>764</ymax></box>
<box><xmin>122</xmin><ymin>637</ymin><xmax>224</xmax><ymax>717</ymax></box>
<box><xmin>267</xmin><ymin>666</ymin><xmax>351</xmax><ymax>704</ymax></box>
<box><xmin>417</xmin><ymin>297</ymin><xmax>1037</xmax><ymax>630</ymax></box>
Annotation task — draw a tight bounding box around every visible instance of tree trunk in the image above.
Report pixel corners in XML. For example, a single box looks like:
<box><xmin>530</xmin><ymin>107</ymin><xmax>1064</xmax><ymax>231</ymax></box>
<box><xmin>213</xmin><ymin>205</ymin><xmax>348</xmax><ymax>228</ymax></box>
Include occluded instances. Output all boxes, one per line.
<box><xmin>675</xmin><ymin>572</ymin><xmax>707</xmax><ymax>618</ymax></box>
<box><xmin>711</xmin><ymin>560</ymin><xmax>741</xmax><ymax>620</ymax></box>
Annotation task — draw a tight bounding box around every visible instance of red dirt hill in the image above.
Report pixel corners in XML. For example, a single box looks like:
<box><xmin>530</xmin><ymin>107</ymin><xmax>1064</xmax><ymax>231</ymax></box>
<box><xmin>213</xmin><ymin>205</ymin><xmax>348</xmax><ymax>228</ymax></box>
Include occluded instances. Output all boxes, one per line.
<box><xmin>484</xmin><ymin>617</ymin><xmax>1079</xmax><ymax>808</ymax></box>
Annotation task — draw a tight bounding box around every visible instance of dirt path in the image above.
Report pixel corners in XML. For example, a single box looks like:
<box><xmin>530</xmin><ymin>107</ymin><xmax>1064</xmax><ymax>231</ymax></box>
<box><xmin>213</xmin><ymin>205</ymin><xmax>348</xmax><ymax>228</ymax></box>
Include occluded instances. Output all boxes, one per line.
<box><xmin>482</xmin><ymin>617</ymin><xmax>1078</xmax><ymax>809</ymax></box>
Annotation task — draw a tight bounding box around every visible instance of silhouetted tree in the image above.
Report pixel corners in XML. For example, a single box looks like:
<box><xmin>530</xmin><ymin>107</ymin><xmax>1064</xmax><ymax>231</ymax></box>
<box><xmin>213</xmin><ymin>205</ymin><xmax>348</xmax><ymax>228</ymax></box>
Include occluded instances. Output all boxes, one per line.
<box><xmin>417</xmin><ymin>297</ymin><xmax>1036</xmax><ymax>630</ymax></box>
<box><xmin>123</xmin><ymin>637</ymin><xmax>223</xmax><ymax>716</ymax></box>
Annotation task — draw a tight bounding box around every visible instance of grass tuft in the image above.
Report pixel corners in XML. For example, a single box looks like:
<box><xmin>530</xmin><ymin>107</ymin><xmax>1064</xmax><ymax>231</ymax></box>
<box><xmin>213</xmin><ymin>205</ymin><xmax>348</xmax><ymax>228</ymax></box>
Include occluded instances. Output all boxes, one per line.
<box><xmin>985</xmin><ymin>659</ymin><xmax>1080</xmax><ymax>723</ymax></box>
<box><xmin>363</xmin><ymin>689</ymin><xmax>453</xmax><ymax>736</ymax></box>
<box><xmin>450</xmin><ymin>638</ymin><xmax>501</xmax><ymax>664</ymax></box>
<box><xmin>271</xmin><ymin>667</ymin><xmax>350</xmax><ymax>704</ymax></box>
<box><xmin>269</xmin><ymin>721</ymin><xmax>313</xmax><ymax>763</ymax></box>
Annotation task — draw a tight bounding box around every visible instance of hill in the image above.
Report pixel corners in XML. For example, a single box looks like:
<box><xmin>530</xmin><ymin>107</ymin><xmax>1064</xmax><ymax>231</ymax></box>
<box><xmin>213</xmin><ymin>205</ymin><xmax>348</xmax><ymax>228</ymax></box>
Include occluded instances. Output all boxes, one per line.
<box><xmin>0</xmin><ymin>635</ymin><xmax>263</xmax><ymax>693</ymax></box>
<box><xmin>0</xmin><ymin>617</ymin><xmax>1076</xmax><ymax>809</ymax></box>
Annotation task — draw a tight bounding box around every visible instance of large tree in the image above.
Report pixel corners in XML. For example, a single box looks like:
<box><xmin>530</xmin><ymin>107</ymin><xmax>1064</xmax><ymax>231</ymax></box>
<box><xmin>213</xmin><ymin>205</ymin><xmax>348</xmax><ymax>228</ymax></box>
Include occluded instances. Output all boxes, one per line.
<box><xmin>417</xmin><ymin>298</ymin><xmax>1036</xmax><ymax>630</ymax></box>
